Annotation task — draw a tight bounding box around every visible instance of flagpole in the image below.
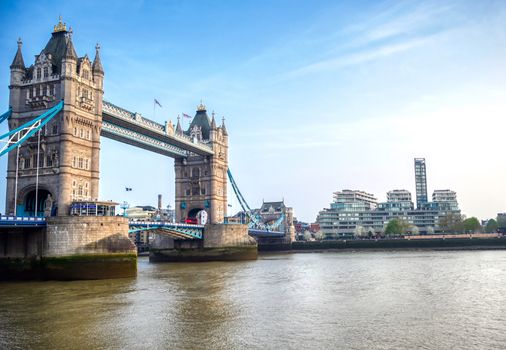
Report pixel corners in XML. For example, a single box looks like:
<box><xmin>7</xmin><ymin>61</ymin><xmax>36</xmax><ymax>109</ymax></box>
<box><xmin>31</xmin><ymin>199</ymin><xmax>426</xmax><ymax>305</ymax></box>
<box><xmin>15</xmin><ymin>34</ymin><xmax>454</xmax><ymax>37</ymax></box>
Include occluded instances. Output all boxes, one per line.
<box><xmin>153</xmin><ymin>99</ymin><xmax>155</xmax><ymax>119</ymax></box>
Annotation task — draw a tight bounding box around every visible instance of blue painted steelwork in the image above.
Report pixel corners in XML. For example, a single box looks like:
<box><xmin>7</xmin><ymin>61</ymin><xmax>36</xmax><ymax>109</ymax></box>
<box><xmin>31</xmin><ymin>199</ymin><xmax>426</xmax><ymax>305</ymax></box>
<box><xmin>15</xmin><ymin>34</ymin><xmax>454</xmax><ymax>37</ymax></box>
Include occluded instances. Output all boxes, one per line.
<box><xmin>0</xmin><ymin>107</ymin><xmax>12</xmax><ymax>124</ymax></box>
<box><xmin>101</xmin><ymin>101</ymin><xmax>214</xmax><ymax>158</ymax></box>
<box><xmin>227</xmin><ymin>168</ymin><xmax>284</xmax><ymax>231</ymax></box>
<box><xmin>0</xmin><ymin>101</ymin><xmax>63</xmax><ymax>156</ymax></box>
<box><xmin>0</xmin><ymin>216</ymin><xmax>46</xmax><ymax>228</ymax></box>
<box><xmin>248</xmin><ymin>229</ymin><xmax>285</xmax><ymax>238</ymax></box>
<box><xmin>128</xmin><ymin>221</ymin><xmax>204</xmax><ymax>240</ymax></box>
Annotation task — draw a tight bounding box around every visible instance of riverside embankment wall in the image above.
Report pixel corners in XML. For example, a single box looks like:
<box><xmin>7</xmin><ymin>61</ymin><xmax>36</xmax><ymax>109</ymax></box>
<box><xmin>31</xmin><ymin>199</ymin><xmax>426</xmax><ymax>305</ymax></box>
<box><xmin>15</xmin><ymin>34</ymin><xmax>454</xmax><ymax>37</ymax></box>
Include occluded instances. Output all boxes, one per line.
<box><xmin>258</xmin><ymin>237</ymin><xmax>506</xmax><ymax>252</ymax></box>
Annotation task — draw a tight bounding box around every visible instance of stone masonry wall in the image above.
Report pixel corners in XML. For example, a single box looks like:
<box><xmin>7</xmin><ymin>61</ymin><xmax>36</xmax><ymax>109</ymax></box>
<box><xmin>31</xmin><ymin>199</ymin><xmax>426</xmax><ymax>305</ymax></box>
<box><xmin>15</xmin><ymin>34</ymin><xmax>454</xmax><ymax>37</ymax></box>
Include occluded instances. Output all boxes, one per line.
<box><xmin>45</xmin><ymin>216</ymin><xmax>136</xmax><ymax>257</ymax></box>
<box><xmin>203</xmin><ymin>223</ymin><xmax>256</xmax><ymax>248</ymax></box>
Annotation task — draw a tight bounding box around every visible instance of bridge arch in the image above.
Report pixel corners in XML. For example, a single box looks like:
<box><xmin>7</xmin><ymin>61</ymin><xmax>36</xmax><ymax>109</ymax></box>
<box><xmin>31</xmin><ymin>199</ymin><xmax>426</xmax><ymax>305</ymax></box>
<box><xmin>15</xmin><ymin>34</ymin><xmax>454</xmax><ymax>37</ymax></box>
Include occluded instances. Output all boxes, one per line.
<box><xmin>18</xmin><ymin>185</ymin><xmax>54</xmax><ymax>217</ymax></box>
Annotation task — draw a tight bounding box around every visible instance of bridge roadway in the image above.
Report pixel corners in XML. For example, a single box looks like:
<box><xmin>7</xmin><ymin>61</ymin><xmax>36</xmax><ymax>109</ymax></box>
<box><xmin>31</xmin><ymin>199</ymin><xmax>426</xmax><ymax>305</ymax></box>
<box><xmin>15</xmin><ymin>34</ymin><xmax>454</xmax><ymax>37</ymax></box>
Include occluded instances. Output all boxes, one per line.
<box><xmin>0</xmin><ymin>217</ymin><xmax>285</xmax><ymax>239</ymax></box>
<box><xmin>101</xmin><ymin>101</ymin><xmax>214</xmax><ymax>158</ymax></box>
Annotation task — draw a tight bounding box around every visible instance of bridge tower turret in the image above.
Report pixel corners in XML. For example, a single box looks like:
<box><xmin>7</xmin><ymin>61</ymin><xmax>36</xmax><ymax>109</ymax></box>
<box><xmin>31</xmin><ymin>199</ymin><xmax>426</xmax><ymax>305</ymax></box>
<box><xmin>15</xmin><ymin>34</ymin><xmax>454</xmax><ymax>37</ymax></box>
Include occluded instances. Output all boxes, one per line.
<box><xmin>5</xmin><ymin>18</ymin><xmax>104</xmax><ymax>216</ymax></box>
<box><xmin>174</xmin><ymin>103</ymin><xmax>228</xmax><ymax>224</ymax></box>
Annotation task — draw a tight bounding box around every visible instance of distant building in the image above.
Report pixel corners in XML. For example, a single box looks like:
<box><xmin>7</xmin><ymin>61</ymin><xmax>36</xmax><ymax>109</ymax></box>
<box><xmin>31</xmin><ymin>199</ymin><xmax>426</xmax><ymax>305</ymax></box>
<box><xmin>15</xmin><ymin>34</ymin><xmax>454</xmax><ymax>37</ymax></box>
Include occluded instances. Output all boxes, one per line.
<box><xmin>126</xmin><ymin>206</ymin><xmax>156</xmax><ymax>221</ymax></box>
<box><xmin>414</xmin><ymin>158</ymin><xmax>428</xmax><ymax>209</ymax></box>
<box><xmin>330</xmin><ymin>190</ymin><xmax>377</xmax><ymax>211</ymax></box>
<box><xmin>317</xmin><ymin>159</ymin><xmax>461</xmax><ymax>238</ymax></box>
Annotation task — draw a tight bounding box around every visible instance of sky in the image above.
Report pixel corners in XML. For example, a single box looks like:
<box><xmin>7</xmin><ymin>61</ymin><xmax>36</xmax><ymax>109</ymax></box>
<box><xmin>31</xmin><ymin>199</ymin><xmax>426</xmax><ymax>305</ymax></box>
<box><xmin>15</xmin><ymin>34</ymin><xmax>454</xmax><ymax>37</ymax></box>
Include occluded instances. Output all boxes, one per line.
<box><xmin>0</xmin><ymin>0</ymin><xmax>505</xmax><ymax>222</ymax></box>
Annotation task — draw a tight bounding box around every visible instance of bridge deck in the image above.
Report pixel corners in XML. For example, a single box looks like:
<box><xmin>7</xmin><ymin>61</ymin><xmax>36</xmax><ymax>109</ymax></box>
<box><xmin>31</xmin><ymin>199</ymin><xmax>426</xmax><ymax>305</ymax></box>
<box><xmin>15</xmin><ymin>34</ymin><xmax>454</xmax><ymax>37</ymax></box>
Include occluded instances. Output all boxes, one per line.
<box><xmin>0</xmin><ymin>216</ymin><xmax>46</xmax><ymax>228</ymax></box>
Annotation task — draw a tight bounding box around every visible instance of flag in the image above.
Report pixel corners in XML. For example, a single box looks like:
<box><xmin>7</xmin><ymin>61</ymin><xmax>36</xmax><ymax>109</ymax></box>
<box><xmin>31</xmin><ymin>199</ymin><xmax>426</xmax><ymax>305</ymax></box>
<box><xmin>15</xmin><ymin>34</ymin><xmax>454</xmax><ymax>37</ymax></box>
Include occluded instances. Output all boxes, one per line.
<box><xmin>182</xmin><ymin>113</ymin><xmax>192</xmax><ymax>119</ymax></box>
<box><xmin>125</xmin><ymin>187</ymin><xmax>132</xmax><ymax>191</ymax></box>
<box><xmin>154</xmin><ymin>99</ymin><xmax>162</xmax><ymax>108</ymax></box>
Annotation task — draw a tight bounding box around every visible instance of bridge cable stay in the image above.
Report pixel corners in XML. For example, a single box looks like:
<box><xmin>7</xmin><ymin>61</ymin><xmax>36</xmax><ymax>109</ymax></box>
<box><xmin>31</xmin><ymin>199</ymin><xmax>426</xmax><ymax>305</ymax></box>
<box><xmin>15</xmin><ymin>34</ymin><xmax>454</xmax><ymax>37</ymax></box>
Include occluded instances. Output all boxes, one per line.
<box><xmin>0</xmin><ymin>100</ymin><xmax>64</xmax><ymax>157</ymax></box>
<box><xmin>227</xmin><ymin>168</ymin><xmax>284</xmax><ymax>231</ymax></box>
<box><xmin>0</xmin><ymin>107</ymin><xmax>12</xmax><ymax>125</ymax></box>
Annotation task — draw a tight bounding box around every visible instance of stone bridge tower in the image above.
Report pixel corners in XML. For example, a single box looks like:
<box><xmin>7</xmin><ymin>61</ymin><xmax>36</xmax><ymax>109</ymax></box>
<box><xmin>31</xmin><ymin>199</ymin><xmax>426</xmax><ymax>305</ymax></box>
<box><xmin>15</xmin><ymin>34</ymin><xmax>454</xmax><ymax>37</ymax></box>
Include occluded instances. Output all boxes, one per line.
<box><xmin>6</xmin><ymin>18</ymin><xmax>104</xmax><ymax>216</ymax></box>
<box><xmin>174</xmin><ymin>103</ymin><xmax>228</xmax><ymax>224</ymax></box>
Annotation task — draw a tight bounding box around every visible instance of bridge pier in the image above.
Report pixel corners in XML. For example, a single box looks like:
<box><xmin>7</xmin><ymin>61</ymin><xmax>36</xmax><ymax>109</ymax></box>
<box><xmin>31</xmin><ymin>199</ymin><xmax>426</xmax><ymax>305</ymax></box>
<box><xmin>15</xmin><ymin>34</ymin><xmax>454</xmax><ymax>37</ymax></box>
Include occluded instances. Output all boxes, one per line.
<box><xmin>150</xmin><ymin>223</ymin><xmax>257</xmax><ymax>262</ymax></box>
<box><xmin>0</xmin><ymin>216</ymin><xmax>137</xmax><ymax>280</ymax></box>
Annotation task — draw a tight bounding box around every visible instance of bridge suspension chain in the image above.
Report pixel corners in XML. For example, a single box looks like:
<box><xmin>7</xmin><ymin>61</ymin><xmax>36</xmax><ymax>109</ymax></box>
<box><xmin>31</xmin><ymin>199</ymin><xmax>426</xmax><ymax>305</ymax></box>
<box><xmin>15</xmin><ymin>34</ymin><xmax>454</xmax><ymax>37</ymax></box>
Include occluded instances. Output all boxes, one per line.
<box><xmin>0</xmin><ymin>107</ymin><xmax>12</xmax><ymax>125</ymax></box>
<box><xmin>0</xmin><ymin>100</ymin><xmax>63</xmax><ymax>157</ymax></box>
<box><xmin>227</xmin><ymin>168</ymin><xmax>284</xmax><ymax>231</ymax></box>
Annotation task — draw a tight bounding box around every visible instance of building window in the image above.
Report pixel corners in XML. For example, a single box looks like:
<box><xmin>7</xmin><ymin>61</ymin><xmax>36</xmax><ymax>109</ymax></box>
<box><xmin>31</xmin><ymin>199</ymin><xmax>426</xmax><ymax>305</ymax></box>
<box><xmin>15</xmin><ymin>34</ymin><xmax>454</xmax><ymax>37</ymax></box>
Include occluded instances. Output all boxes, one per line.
<box><xmin>78</xmin><ymin>157</ymin><xmax>83</xmax><ymax>169</ymax></box>
<box><xmin>201</xmin><ymin>187</ymin><xmax>206</xmax><ymax>195</ymax></box>
<box><xmin>84</xmin><ymin>159</ymin><xmax>89</xmax><ymax>170</ymax></box>
<box><xmin>83</xmin><ymin>70</ymin><xmax>89</xmax><ymax>80</ymax></box>
<box><xmin>52</xmin><ymin>124</ymin><xmax>58</xmax><ymax>135</ymax></box>
<box><xmin>192</xmin><ymin>167</ymin><xmax>200</xmax><ymax>178</ymax></box>
<box><xmin>74</xmin><ymin>128</ymin><xmax>78</xmax><ymax>136</ymax></box>
<box><xmin>32</xmin><ymin>154</ymin><xmax>37</xmax><ymax>168</ymax></box>
<box><xmin>36</xmin><ymin>68</ymin><xmax>41</xmax><ymax>79</ymax></box>
<box><xmin>43</xmin><ymin>67</ymin><xmax>49</xmax><ymax>78</ymax></box>
<box><xmin>39</xmin><ymin>85</ymin><xmax>43</xmax><ymax>96</ymax></box>
<box><xmin>79</xmin><ymin>129</ymin><xmax>84</xmax><ymax>138</ymax></box>
<box><xmin>50</xmin><ymin>84</ymin><xmax>55</xmax><ymax>95</ymax></box>
<box><xmin>46</xmin><ymin>154</ymin><xmax>53</xmax><ymax>167</ymax></box>
<box><xmin>73</xmin><ymin>156</ymin><xmax>76</xmax><ymax>168</ymax></box>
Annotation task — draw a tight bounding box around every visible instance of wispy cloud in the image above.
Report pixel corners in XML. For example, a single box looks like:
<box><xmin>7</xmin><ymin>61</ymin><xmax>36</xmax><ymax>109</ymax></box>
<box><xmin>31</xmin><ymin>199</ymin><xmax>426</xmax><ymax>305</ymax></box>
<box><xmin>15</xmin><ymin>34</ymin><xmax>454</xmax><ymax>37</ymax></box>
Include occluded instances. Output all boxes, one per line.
<box><xmin>284</xmin><ymin>34</ymin><xmax>439</xmax><ymax>78</ymax></box>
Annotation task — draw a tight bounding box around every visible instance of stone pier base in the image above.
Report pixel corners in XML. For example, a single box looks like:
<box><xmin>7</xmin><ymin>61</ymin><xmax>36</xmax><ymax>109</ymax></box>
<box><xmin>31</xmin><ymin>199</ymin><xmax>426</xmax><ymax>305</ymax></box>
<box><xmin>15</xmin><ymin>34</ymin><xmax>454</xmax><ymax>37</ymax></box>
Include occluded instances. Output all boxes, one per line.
<box><xmin>0</xmin><ymin>216</ymin><xmax>137</xmax><ymax>280</ymax></box>
<box><xmin>150</xmin><ymin>223</ymin><xmax>257</xmax><ymax>262</ymax></box>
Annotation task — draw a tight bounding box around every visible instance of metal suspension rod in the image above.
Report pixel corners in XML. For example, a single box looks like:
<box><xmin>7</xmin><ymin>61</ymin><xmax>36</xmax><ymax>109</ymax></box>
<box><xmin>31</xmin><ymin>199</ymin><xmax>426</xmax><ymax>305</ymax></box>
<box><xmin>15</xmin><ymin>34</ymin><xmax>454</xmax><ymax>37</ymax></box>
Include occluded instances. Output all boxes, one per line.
<box><xmin>13</xmin><ymin>146</ymin><xmax>20</xmax><ymax>216</ymax></box>
<box><xmin>35</xmin><ymin>129</ymin><xmax>41</xmax><ymax>217</ymax></box>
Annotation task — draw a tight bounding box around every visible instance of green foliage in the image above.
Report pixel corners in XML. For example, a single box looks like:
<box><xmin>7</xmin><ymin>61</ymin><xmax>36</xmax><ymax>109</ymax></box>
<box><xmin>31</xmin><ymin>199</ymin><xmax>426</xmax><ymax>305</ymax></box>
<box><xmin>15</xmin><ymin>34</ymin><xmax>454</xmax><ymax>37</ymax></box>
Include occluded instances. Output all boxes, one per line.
<box><xmin>438</xmin><ymin>213</ymin><xmax>463</xmax><ymax>233</ymax></box>
<box><xmin>484</xmin><ymin>219</ymin><xmax>498</xmax><ymax>233</ymax></box>
<box><xmin>462</xmin><ymin>217</ymin><xmax>482</xmax><ymax>233</ymax></box>
<box><xmin>384</xmin><ymin>219</ymin><xmax>408</xmax><ymax>236</ymax></box>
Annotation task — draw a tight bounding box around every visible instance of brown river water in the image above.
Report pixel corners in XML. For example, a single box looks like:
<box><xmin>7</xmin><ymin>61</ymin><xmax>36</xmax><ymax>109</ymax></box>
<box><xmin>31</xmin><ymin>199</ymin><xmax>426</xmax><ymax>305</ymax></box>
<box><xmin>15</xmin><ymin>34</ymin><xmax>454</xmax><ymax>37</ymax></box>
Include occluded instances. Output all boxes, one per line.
<box><xmin>1</xmin><ymin>250</ymin><xmax>505</xmax><ymax>349</ymax></box>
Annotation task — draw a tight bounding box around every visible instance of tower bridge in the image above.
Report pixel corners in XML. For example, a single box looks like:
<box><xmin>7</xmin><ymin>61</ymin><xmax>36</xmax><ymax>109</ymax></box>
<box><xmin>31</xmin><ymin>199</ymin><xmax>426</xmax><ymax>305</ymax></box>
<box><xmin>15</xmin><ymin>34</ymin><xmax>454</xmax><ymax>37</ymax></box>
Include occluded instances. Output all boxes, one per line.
<box><xmin>0</xmin><ymin>19</ymin><xmax>292</xmax><ymax>279</ymax></box>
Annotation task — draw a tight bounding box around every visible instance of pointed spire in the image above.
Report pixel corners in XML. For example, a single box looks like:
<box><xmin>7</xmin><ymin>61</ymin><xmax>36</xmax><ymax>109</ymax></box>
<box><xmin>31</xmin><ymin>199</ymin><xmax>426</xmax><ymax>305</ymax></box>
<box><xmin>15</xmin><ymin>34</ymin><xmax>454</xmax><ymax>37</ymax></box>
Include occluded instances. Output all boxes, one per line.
<box><xmin>92</xmin><ymin>43</ymin><xmax>104</xmax><ymax>75</ymax></box>
<box><xmin>10</xmin><ymin>38</ymin><xmax>25</xmax><ymax>70</ymax></box>
<box><xmin>197</xmin><ymin>100</ymin><xmax>206</xmax><ymax>112</ymax></box>
<box><xmin>63</xmin><ymin>35</ymin><xmax>77</xmax><ymax>61</ymax></box>
<box><xmin>176</xmin><ymin>115</ymin><xmax>182</xmax><ymax>134</ymax></box>
<box><xmin>211</xmin><ymin>110</ymin><xmax>217</xmax><ymax>129</ymax></box>
<box><xmin>53</xmin><ymin>15</ymin><xmax>67</xmax><ymax>33</ymax></box>
<box><xmin>221</xmin><ymin>116</ymin><xmax>228</xmax><ymax>135</ymax></box>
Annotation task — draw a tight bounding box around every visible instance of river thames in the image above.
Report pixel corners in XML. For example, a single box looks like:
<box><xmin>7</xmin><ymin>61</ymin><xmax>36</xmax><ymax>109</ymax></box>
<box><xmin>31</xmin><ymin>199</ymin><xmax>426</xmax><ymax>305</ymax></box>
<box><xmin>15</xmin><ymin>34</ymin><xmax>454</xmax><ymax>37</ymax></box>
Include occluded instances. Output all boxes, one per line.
<box><xmin>1</xmin><ymin>250</ymin><xmax>505</xmax><ymax>349</ymax></box>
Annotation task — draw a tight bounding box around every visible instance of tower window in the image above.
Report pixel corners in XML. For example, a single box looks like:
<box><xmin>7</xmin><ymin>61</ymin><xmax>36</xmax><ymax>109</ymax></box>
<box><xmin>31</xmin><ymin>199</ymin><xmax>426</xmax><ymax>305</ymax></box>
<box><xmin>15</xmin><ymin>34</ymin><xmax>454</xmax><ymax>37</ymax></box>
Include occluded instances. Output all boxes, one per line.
<box><xmin>43</xmin><ymin>67</ymin><xmax>48</xmax><ymax>78</ymax></box>
<box><xmin>52</xmin><ymin>124</ymin><xmax>58</xmax><ymax>135</ymax></box>
<box><xmin>46</xmin><ymin>154</ymin><xmax>53</xmax><ymax>167</ymax></box>
<box><xmin>83</xmin><ymin>70</ymin><xmax>89</xmax><ymax>80</ymax></box>
<box><xmin>36</xmin><ymin>68</ymin><xmax>41</xmax><ymax>79</ymax></box>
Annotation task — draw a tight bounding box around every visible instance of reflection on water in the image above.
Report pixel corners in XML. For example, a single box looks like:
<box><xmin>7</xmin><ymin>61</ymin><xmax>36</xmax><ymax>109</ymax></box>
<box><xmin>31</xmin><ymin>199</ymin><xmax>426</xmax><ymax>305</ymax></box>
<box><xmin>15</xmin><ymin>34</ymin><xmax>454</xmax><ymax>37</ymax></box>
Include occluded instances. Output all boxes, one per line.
<box><xmin>1</xmin><ymin>251</ymin><xmax>506</xmax><ymax>349</ymax></box>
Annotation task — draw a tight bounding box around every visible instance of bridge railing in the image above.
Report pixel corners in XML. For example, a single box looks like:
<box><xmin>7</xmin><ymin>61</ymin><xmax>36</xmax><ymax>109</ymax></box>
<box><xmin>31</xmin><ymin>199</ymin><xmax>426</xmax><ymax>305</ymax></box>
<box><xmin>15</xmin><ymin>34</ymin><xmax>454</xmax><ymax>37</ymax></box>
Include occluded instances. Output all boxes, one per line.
<box><xmin>0</xmin><ymin>216</ymin><xmax>46</xmax><ymax>222</ymax></box>
<box><xmin>129</xmin><ymin>221</ymin><xmax>204</xmax><ymax>229</ymax></box>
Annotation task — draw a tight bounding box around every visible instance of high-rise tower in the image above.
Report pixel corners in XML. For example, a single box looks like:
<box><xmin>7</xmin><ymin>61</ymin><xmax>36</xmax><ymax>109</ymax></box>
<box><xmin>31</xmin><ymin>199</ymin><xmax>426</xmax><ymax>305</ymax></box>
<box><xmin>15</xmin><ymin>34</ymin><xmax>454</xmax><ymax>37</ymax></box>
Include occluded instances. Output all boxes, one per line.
<box><xmin>5</xmin><ymin>18</ymin><xmax>104</xmax><ymax>216</ymax></box>
<box><xmin>414</xmin><ymin>158</ymin><xmax>428</xmax><ymax>209</ymax></box>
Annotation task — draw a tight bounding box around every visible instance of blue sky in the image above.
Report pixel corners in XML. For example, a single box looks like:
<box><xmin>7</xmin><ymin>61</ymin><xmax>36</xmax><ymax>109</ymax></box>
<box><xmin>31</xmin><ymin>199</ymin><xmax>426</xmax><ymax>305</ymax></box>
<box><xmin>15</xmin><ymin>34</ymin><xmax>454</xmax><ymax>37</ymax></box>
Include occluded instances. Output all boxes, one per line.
<box><xmin>1</xmin><ymin>0</ymin><xmax>505</xmax><ymax>221</ymax></box>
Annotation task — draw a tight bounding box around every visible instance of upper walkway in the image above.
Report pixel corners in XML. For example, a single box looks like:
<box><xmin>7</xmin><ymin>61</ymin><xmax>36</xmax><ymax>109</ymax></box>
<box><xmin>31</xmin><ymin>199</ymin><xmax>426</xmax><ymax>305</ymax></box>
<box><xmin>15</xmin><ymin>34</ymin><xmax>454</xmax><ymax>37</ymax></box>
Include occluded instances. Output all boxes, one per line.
<box><xmin>101</xmin><ymin>101</ymin><xmax>214</xmax><ymax>158</ymax></box>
